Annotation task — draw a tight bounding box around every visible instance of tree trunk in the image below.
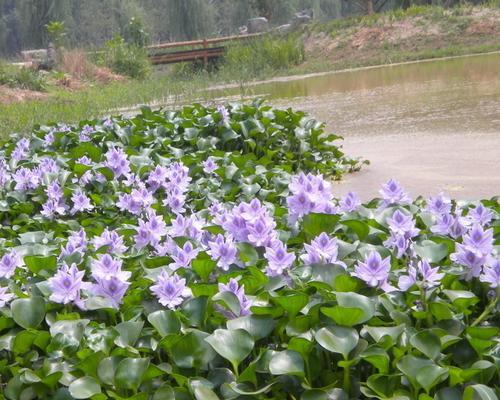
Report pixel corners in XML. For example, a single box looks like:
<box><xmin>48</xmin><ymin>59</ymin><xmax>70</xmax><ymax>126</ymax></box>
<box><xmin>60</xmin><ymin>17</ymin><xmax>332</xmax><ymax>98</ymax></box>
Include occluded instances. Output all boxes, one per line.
<box><xmin>364</xmin><ymin>0</ymin><xmax>374</xmax><ymax>14</ymax></box>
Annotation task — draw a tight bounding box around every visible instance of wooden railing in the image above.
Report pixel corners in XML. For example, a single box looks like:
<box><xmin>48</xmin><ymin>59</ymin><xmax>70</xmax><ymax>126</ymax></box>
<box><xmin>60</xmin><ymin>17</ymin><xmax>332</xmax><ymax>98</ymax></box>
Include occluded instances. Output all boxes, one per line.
<box><xmin>146</xmin><ymin>33</ymin><xmax>264</xmax><ymax>66</ymax></box>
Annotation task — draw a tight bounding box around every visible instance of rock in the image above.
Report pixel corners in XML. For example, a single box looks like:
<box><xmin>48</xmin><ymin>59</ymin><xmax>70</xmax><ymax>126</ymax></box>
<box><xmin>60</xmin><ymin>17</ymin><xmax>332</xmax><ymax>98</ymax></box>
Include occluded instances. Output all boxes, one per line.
<box><xmin>292</xmin><ymin>14</ymin><xmax>312</xmax><ymax>28</ymax></box>
<box><xmin>21</xmin><ymin>49</ymin><xmax>47</xmax><ymax>62</ymax></box>
<box><xmin>247</xmin><ymin>17</ymin><xmax>269</xmax><ymax>34</ymax></box>
<box><xmin>276</xmin><ymin>24</ymin><xmax>293</xmax><ymax>34</ymax></box>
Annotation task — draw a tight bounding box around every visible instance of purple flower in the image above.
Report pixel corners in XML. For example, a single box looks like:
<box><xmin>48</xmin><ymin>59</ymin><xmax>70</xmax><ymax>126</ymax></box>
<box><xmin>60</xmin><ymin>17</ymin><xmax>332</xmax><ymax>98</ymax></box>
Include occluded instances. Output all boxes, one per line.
<box><xmin>170</xmin><ymin>241</ymin><xmax>199</xmax><ymax>270</ymax></box>
<box><xmin>426</xmin><ymin>193</ymin><xmax>451</xmax><ymax>216</ymax></box>
<box><xmin>163</xmin><ymin>187</ymin><xmax>187</xmax><ymax>214</ymax></box>
<box><xmin>77</xmin><ymin>156</ymin><xmax>92</xmax><ymax>165</ymax></box>
<box><xmin>301</xmin><ymin>233</ymin><xmax>341</xmax><ymax>266</ymax></box>
<box><xmin>467</xmin><ymin>204</ymin><xmax>493</xmax><ymax>226</ymax></box>
<box><xmin>134</xmin><ymin>213</ymin><xmax>167</xmax><ymax>249</ymax></box>
<box><xmin>208</xmin><ymin>234</ymin><xmax>238</xmax><ymax>271</ymax></box>
<box><xmin>165</xmin><ymin>162</ymin><xmax>191</xmax><ymax>192</ymax></box>
<box><xmin>203</xmin><ymin>157</ymin><xmax>218</xmax><ymax>174</ymax></box>
<box><xmin>46</xmin><ymin>181</ymin><xmax>63</xmax><ymax>201</ymax></box>
<box><xmin>92</xmin><ymin>229</ymin><xmax>127</xmax><ymax>254</ymax></box>
<box><xmin>13</xmin><ymin>167</ymin><xmax>40</xmax><ymax>191</ymax></box>
<box><xmin>451</xmin><ymin>244</ymin><xmax>487</xmax><ymax>280</ymax></box>
<box><xmin>103</xmin><ymin>117</ymin><xmax>114</xmax><ymax>128</ymax></box>
<box><xmin>353</xmin><ymin>251</ymin><xmax>395</xmax><ymax>292</ymax></box>
<box><xmin>462</xmin><ymin>225</ymin><xmax>494</xmax><ymax>257</ymax></box>
<box><xmin>217</xmin><ymin>105</ymin><xmax>229</xmax><ymax>124</ymax></box>
<box><xmin>384</xmin><ymin>232</ymin><xmax>411</xmax><ymax>259</ymax></box>
<box><xmin>387</xmin><ymin>210</ymin><xmax>419</xmax><ymax>236</ymax></box>
<box><xmin>264</xmin><ymin>241</ymin><xmax>295</xmax><ymax>277</ymax></box>
<box><xmin>43</xmin><ymin>131</ymin><xmax>55</xmax><ymax>147</ymax></box>
<box><xmin>398</xmin><ymin>259</ymin><xmax>444</xmax><ymax>290</ymax></box>
<box><xmin>11</xmin><ymin>138</ymin><xmax>30</xmax><ymax>161</ymax></box>
<box><xmin>79</xmin><ymin>125</ymin><xmax>94</xmax><ymax>142</ymax></box>
<box><xmin>379</xmin><ymin>179</ymin><xmax>411</xmax><ymax>207</ymax></box>
<box><xmin>150</xmin><ymin>271</ymin><xmax>191</xmax><ymax>309</ymax></box>
<box><xmin>247</xmin><ymin>216</ymin><xmax>277</xmax><ymax>247</ymax></box>
<box><xmin>0</xmin><ymin>159</ymin><xmax>11</xmax><ymax>188</ymax></box>
<box><xmin>0</xmin><ymin>251</ymin><xmax>22</xmax><ymax>279</ymax></box>
<box><xmin>91</xmin><ymin>254</ymin><xmax>131</xmax><ymax>282</ymax></box>
<box><xmin>480</xmin><ymin>259</ymin><xmax>500</xmax><ymax>289</ymax></box>
<box><xmin>104</xmin><ymin>147</ymin><xmax>130</xmax><ymax>178</ymax></box>
<box><xmin>117</xmin><ymin>187</ymin><xmax>154</xmax><ymax>215</ymax></box>
<box><xmin>147</xmin><ymin>165</ymin><xmax>168</xmax><ymax>192</ymax></box>
<box><xmin>0</xmin><ymin>287</ymin><xmax>14</xmax><ymax>307</ymax></box>
<box><xmin>71</xmin><ymin>190</ymin><xmax>94</xmax><ymax>214</ymax></box>
<box><xmin>38</xmin><ymin>158</ymin><xmax>60</xmax><ymax>175</ymax></box>
<box><xmin>169</xmin><ymin>214</ymin><xmax>205</xmax><ymax>241</ymax></box>
<box><xmin>339</xmin><ymin>192</ymin><xmax>361</xmax><ymax>213</ymax></box>
<box><xmin>48</xmin><ymin>263</ymin><xmax>87</xmax><ymax>306</ymax></box>
<box><xmin>41</xmin><ymin>199</ymin><xmax>67</xmax><ymax>219</ymax></box>
<box><xmin>431</xmin><ymin>213</ymin><xmax>466</xmax><ymax>239</ymax></box>
<box><xmin>217</xmin><ymin>278</ymin><xmax>252</xmax><ymax>318</ymax></box>
<box><xmin>91</xmin><ymin>276</ymin><xmax>130</xmax><ymax>309</ymax></box>
<box><xmin>134</xmin><ymin>219</ymin><xmax>153</xmax><ymax>249</ymax></box>
<box><xmin>60</xmin><ymin>229</ymin><xmax>88</xmax><ymax>258</ymax></box>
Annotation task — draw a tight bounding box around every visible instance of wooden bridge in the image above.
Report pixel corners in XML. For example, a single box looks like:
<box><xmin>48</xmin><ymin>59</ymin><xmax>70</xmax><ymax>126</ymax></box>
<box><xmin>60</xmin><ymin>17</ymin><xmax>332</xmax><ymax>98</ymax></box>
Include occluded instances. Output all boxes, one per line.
<box><xmin>146</xmin><ymin>33</ymin><xmax>264</xmax><ymax>66</ymax></box>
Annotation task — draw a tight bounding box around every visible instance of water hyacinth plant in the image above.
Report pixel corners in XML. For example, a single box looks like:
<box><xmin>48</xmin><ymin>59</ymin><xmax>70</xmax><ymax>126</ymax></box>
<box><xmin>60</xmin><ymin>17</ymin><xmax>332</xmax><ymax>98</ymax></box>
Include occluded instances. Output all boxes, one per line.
<box><xmin>0</xmin><ymin>104</ymin><xmax>497</xmax><ymax>400</ymax></box>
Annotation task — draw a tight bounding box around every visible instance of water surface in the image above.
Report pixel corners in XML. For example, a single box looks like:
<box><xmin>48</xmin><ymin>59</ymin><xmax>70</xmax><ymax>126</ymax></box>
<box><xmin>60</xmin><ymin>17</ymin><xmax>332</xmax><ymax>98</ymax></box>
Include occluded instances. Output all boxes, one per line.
<box><xmin>210</xmin><ymin>53</ymin><xmax>500</xmax><ymax>199</ymax></box>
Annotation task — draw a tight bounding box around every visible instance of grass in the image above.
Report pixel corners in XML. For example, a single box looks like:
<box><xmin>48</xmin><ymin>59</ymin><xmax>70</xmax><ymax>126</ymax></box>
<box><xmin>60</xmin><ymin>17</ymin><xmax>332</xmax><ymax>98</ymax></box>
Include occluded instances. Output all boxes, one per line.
<box><xmin>0</xmin><ymin>62</ymin><xmax>46</xmax><ymax>91</ymax></box>
<box><xmin>1</xmin><ymin>3</ymin><xmax>499</xmax><ymax>136</ymax></box>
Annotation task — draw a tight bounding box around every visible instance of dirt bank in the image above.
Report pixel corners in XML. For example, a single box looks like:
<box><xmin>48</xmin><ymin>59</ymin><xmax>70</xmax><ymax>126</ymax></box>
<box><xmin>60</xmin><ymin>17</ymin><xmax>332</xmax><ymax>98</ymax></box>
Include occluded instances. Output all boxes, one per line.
<box><xmin>299</xmin><ymin>6</ymin><xmax>500</xmax><ymax>72</ymax></box>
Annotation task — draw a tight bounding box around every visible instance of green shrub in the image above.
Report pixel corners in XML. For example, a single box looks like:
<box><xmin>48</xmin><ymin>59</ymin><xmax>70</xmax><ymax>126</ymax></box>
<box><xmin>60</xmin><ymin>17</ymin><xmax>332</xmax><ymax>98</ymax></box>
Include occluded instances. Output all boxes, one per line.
<box><xmin>104</xmin><ymin>34</ymin><xmax>151</xmax><ymax>79</ymax></box>
<box><xmin>0</xmin><ymin>62</ymin><xmax>46</xmax><ymax>91</ymax></box>
<box><xmin>221</xmin><ymin>35</ymin><xmax>305</xmax><ymax>79</ymax></box>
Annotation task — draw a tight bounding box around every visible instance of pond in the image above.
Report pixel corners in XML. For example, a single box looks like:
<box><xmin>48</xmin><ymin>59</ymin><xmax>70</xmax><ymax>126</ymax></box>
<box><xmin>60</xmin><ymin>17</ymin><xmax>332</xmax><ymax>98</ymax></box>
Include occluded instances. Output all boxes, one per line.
<box><xmin>209</xmin><ymin>53</ymin><xmax>500</xmax><ymax>200</ymax></box>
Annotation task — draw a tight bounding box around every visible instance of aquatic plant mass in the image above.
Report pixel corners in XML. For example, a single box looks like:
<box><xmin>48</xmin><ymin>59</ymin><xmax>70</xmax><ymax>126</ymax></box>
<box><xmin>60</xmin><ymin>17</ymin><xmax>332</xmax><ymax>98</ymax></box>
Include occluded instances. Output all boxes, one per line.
<box><xmin>0</xmin><ymin>102</ymin><xmax>497</xmax><ymax>400</ymax></box>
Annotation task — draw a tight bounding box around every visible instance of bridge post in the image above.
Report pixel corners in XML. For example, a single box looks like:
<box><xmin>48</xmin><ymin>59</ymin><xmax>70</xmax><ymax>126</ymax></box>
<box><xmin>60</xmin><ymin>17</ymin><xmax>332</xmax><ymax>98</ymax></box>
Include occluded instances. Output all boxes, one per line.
<box><xmin>203</xmin><ymin>38</ymin><xmax>208</xmax><ymax>68</ymax></box>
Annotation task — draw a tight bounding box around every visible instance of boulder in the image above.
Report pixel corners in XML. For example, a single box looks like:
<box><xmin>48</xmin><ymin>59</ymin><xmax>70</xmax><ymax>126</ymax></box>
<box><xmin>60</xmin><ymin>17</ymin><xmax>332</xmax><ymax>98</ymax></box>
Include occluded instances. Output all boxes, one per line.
<box><xmin>247</xmin><ymin>17</ymin><xmax>269</xmax><ymax>34</ymax></box>
<box><xmin>276</xmin><ymin>24</ymin><xmax>293</xmax><ymax>34</ymax></box>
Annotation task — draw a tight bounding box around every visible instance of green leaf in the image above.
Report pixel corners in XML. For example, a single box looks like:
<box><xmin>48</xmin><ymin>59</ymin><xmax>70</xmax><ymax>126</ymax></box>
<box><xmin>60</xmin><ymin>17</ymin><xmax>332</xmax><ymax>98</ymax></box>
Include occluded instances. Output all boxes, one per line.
<box><xmin>226</xmin><ymin>315</ymin><xmax>276</xmax><ymax>340</ymax></box>
<box><xmin>114</xmin><ymin>358</ymin><xmax>150</xmax><ymax>391</ymax></box>
<box><xmin>50</xmin><ymin>319</ymin><xmax>90</xmax><ymax>347</ymax></box>
<box><xmin>336</xmin><ymin>292</ymin><xmax>375</xmax><ymax>323</ymax></box>
<box><xmin>269</xmin><ymin>350</ymin><xmax>304</xmax><ymax>376</ymax></box>
<box><xmin>205</xmin><ymin>329</ymin><xmax>254</xmax><ymax>370</ymax></box>
<box><xmin>464</xmin><ymin>384</ymin><xmax>498</xmax><ymax>400</ymax></box>
<box><xmin>341</xmin><ymin>220</ymin><xmax>370</xmax><ymax>240</ymax></box>
<box><xmin>303</xmin><ymin>213</ymin><xmax>340</xmax><ymax>239</ymax></box>
<box><xmin>236</xmin><ymin>243</ymin><xmax>258</xmax><ymax>265</ymax></box>
<box><xmin>11</xmin><ymin>296</ymin><xmax>46</xmax><ymax>329</ymax></box>
<box><xmin>212</xmin><ymin>291</ymin><xmax>241</xmax><ymax>317</ymax></box>
<box><xmin>147</xmin><ymin>310</ymin><xmax>181</xmax><ymax>337</ymax></box>
<box><xmin>271</xmin><ymin>292</ymin><xmax>308</xmax><ymax>317</ymax></box>
<box><xmin>414</xmin><ymin>240</ymin><xmax>449</xmax><ymax>263</ymax></box>
<box><xmin>364</xmin><ymin>325</ymin><xmax>405</xmax><ymax>343</ymax></box>
<box><xmin>114</xmin><ymin>320</ymin><xmax>144</xmax><ymax>348</ymax></box>
<box><xmin>192</xmin><ymin>253</ymin><xmax>217</xmax><ymax>281</ymax></box>
<box><xmin>24</xmin><ymin>255</ymin><xmax>57</xmax><ymax>274</ymax></box>
<box><xmin>68</xmin><ymin>376</ymin><xmax>101</xmax><ymax>399</ymax></box>
<box><xmin>167</xmin><ymin>330</ymin><xmax>215</xmax><ymax>369</ymax></box>
<box><xmin>416</xmin><ymin>365</ymin><xmax>449</xmax><ymax>393</ymax></box>
<box><xmin>410</xmin><ymin>330</ymin><xmax>442</xmax><ymax>360</ymax></box>
<box><xmin>360</xmin><ymin>346</ymin><xmax>390</xmax><ymax>374</ymax></box>
<box><xmin>315</xmin><ymin>326</ymin><xmax>359</xmax><ymax>358</ymax></box>
<box><xmin>443</xmin><ymin>290</ymin><xmax>479</xmax><ymax>312</ymax></box>
<box><xmin>193</xmin><ymin>386</ymin><xmax>220</xmax><ymax>400</ymax></box>
<box><xmin>397</xmin><ymin>355</ymin><xmax>434</xmax><ymax>389</ymax></box>
<box><xmin>320</xmin><ymin>306</ymin><xmax>365</xmax><ymax>326</ymax></box>
<box><xmin>70</xmin><ymin>143</ymin><xmax>102</xmax><ymax>162</ymax></box>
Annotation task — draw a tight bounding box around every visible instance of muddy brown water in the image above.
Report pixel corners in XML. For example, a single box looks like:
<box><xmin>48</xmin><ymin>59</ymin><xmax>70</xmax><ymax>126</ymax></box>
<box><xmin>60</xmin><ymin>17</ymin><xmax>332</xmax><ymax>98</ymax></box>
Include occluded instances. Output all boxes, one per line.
<box><xmin>207</xmin><ymin>53</ymin><xmax>500</xmax><ymax>200</ymax></box>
